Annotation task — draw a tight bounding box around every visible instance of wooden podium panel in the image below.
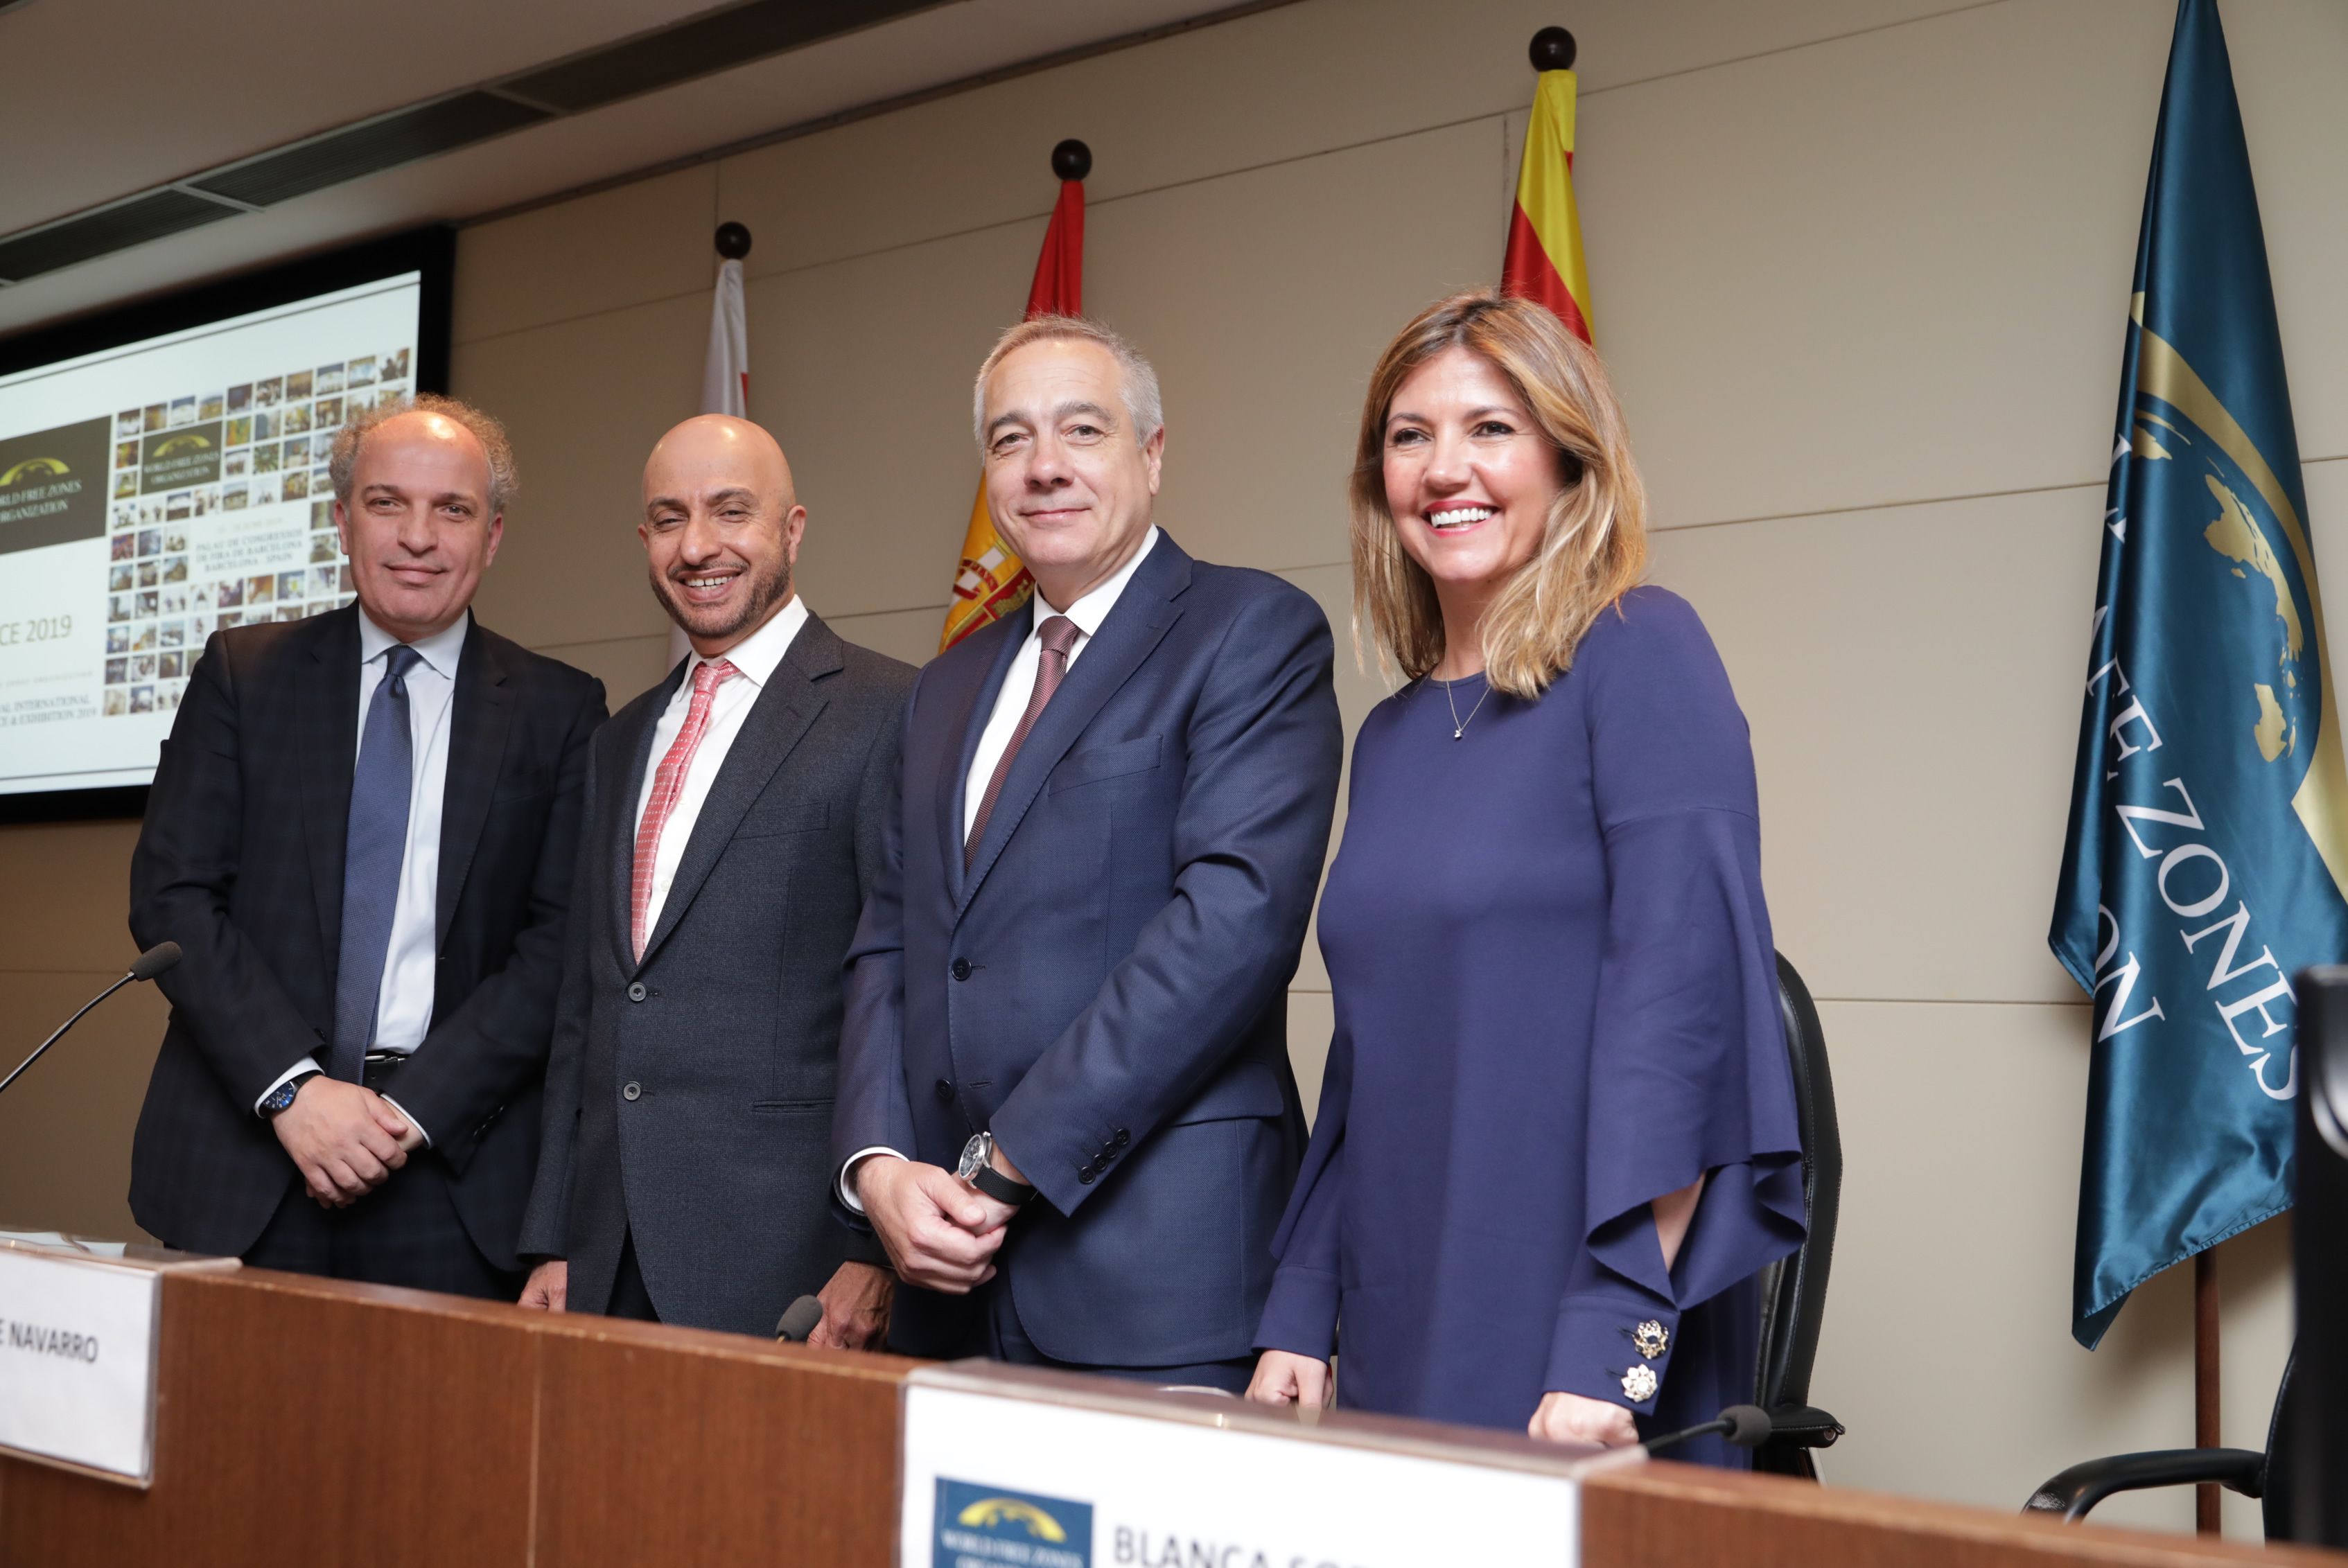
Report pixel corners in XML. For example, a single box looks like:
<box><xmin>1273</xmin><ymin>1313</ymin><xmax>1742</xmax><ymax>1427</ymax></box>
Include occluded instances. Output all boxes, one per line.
<box><xmin>1580</xmin><ymin>1462</ymin><xmax>2343</xmax><ymax>1568</ymax></box>
<box><xmin>1</xmin><ymin>1264</ymin><xmax>2334</xmax><ymax>1567</ymax></box>
<box><xmin>0</xmin><ymin>1266</ymin><xmax>910</xmax><ymax>1568</ymax></box>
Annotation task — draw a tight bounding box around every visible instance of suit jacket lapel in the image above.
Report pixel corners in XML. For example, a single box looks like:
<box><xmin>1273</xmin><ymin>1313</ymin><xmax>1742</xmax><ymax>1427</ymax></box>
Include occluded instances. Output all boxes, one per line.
<box><xmin>939</xmin><ymin>611</ymin><xmax>1029</xmax><ymax>903</ymax></box>
<box><xmin>635</xmin><ymin>616</ymin><xmax>845</xmax><ymax>969</ymax></box>
<box><xmin>299</xmin><ymin>607</ymin><xmax>363</xmax><ymax>963</ymax></box>
<box><xmin>610</xmin><ymin>658</ymin><xmax>686</xmax><ymax>974</ymax></box>
<box><xmin>958</xmin><ymin>539</ymin><xmax>1191</xmax><ymax>916</ymax></box>
<box><xmin>432</xmin><ymin>622</ymin><xmax>514</xmax><ymax>952</ymax></box>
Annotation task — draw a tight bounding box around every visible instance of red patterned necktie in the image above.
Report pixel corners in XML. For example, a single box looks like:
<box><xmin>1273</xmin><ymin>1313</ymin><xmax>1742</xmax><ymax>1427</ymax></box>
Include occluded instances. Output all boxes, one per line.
<box><xmin>966</xmin><ymin>615</ymin><xmax>1080</xmax><ymax>867</ymax></box>
<box><xmin>631</xmin><ymin>657</ymin><xmax>739</xmax><ymax>960</ymax></box>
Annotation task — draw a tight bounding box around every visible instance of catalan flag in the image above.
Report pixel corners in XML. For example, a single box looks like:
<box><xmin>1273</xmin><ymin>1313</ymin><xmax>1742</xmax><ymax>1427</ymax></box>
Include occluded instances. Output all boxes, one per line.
<box><xmin>939</xmin><ymin>152</ymin><xmax>1087</xmax><ymax>651</ymax></box>
<box><xmin>1501</xmin><ymin>58</ymin><xmax>1593</xmax><ymax>342</ymax></box>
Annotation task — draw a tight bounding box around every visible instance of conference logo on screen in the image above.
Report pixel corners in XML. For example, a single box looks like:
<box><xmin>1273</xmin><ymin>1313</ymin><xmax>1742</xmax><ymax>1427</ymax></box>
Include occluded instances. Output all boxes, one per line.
<box><xmin>934</xmin><ymin>1478</ymin><xmax>1091</xmax><ymax>1568</ymax></box>
<box><xmin>0</xmin><ymin>418</ymin><xmax>109</xmax><ymax>555</ymax></box>
<box><xmin>139</xmin><ymin>424</ymin><xmax>222</xmax><ymax>493</ymax></box>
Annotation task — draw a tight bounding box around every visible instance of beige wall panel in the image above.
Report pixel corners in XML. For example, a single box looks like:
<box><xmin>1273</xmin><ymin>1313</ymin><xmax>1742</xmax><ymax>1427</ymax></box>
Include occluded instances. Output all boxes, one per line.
<box><xmin>1587</xmin><ymin>1</ymin><xmax>2170</xmax><ymax>531</ymax></box>
<box><xmin>1805</xmin><ymin>996</ymin><xmax>2288</xmax><ymax>1531</ymax></box>
<box><xmin>746</xmin><ymin>218</ymin><xmax>1042</xmax><ymax>619</ymax></box>
<box><xmin>453</xmin><ymin>165</ymin><xmax>717</xmax><ymax>346</ymax></box>
<box><xmin>455</xmin><ymin>291</ymin><xmax>708</xmax><ymax>651</ymax></box>
<box><xmin>536</xmin><ymin>631</ymin><xmax>674</xmax><ymax>712</ymax></box>
<box><xmin>2223</xmin><ymin>1</ymin><xmax>2348</xmax><ymax>462</ymax></box>
<box><xmin>0</xmin><ymin>822</ymin><xmax>139</xmax><ymax>972</ymax></box>
<box><xmin>1286</xmin><ymin>988</ymin><xmax>1333</xmax><ymax>1131</ymax></box>
<box><xmin>0</xmin><ymin>972</ymin><xmax>163</xmax><ymax>1243</ymax></box>
<box><xmin>825</xmin><ymin>605</ymin><xmax>949</xmax><ymax>671</ymax></box>
<box><xmin>1088</xmin><ymin>121</ymin><xmax>1497</xmax><ymax>577</ymax></box>
<box><xmin>714</xmin><ymin>0</ymin><xmax>1970</xmax><ymax>285</ymax></box>
<box><xmin>1647</xmin><ymin>486</ymin><xmax>2101</xmax><ymax>1006</ymax></box>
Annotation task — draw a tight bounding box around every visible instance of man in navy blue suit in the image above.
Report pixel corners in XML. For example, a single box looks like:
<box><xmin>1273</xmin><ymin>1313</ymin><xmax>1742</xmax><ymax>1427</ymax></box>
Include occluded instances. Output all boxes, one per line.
<box><xmin>832</xmin><ymin>316</ymin><xmax>1342</xmax><ymax>1386</ymax></box>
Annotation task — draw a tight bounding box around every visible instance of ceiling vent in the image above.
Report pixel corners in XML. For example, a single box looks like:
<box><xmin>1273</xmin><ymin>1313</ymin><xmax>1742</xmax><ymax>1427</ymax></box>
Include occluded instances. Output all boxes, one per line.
<box><xmin>0</xmin><ymin>191</ymin><xmax>238</xmax><ymax>285</ymax></box>
<box><xmin>500</xmin><ymin>0</ymin><xmax>946</xmax><ymax>113</ymax></box>
<box><xmin>0</xmin><ymin>0</ymin><xmax>952</xmax><ymax>288</ymax></box>
<box><xmin>189</xmin><ymin>93</ymin><xmax>555</xmax><ymax>209</ymax></box>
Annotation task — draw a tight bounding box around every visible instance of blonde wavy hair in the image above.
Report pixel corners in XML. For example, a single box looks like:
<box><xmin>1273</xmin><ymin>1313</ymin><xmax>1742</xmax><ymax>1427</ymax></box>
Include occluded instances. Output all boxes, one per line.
<box><xmin>1350</xmin><ymin>291</ymin><xmax>1648</xmax><ymax>697</ymax></box>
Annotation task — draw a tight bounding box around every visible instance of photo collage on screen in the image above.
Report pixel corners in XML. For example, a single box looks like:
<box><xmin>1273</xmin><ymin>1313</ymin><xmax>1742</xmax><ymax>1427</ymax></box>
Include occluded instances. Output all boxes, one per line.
<box><xmin>100</xmin><ymin>349</ymin><xmax>412</xmax><ymax>718</ymax></box>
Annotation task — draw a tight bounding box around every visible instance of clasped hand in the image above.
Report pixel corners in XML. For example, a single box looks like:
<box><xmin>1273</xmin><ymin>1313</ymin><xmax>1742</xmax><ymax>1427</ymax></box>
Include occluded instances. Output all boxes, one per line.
<box><xmin>272</xmin><ymin>1075</ymin><xmax>421</xmax><ymax>1207</ymax></box>
<box><xmin>857</xmin><ymin>1157</ymin><xmax>1015</xmax><ymax>1293</ymax></box>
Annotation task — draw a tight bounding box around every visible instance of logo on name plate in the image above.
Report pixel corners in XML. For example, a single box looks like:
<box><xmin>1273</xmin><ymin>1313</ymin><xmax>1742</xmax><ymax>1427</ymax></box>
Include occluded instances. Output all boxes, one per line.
<box><xmin>935</xmin><ymin>1477</ymin><xmax>1092</xmax><ymax>1568</ymax></box>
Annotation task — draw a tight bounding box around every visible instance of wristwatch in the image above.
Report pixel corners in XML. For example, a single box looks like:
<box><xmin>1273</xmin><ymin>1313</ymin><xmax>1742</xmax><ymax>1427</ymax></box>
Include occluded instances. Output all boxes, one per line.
<box><xmin>958</xmin><ymin>1131</ymin><xmax>1037</xmax><ymax>1208</ymax></box>
<box><xmin>259</xmin><ymin>1070</ymin><xmax>323</xmax><ymax>1119</ymax></box>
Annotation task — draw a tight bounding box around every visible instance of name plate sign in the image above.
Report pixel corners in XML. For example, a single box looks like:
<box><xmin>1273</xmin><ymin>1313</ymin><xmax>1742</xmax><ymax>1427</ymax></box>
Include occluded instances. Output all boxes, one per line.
<box><xmin>0</xmin><ymin>1245</ymin><xmax>161</xmax><ymax>1484</ymax></box>
<box><xmin>901</xmin><ymin>1364</ymin><xmax>1586</xmax><ymax>1568</ymax></box>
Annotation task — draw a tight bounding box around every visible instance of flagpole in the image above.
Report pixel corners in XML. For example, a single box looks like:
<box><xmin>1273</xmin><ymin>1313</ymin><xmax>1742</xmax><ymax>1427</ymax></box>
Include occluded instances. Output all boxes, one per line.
<box><xmin>1529</xmin><ymin>23</ymin><xmax>1575</xmax><ymax>70</ymax></box>
<box><xmin>2195</xmin><ymin>1247</ymin><xmax>2220</xmax><ymax>1535</ymax></box>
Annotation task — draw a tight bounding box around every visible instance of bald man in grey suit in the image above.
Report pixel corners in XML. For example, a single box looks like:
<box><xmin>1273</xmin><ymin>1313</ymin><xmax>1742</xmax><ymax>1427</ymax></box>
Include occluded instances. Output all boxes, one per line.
<box><xmin>519</xmin><ymin>416</ymin><xmax>914</xmax><ymax>1344</ymax></box>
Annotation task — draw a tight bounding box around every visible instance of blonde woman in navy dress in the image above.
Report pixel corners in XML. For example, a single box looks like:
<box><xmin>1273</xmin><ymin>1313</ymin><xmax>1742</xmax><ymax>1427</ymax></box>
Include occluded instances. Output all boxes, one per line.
<box><xmin>1247</xmin><ymin>292</ymin><xmax>1805</xmax><ymax>1465</ymax></box>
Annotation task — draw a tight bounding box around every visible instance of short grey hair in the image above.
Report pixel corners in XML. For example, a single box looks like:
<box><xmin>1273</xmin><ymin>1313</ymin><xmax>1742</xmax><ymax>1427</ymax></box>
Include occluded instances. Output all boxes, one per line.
<box><xmin>329</xmin><ymin>392</ymin><xmax>518</xmax><ymax>514</ymax></box>
<box><xmin>972</xmin><ymin>315</ymin><xmax>1164</xmax><ymax>453</ymax></box>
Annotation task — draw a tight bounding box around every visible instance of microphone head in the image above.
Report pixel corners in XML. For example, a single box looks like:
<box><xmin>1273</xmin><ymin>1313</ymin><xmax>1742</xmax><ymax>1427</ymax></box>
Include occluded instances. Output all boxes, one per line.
<box><xmin>129</xmin><ymin>942</ymin><xmax>182</xmax><ymax>982</ymax></box>
<box><xmin>1719</xmin><ymin>1404</ymin><xmax>1773</xmax><ymax>1447</ymax></box>
<box><xmin>774</xmin><ymin>1294</ymin><xmax>824</xmax><ymax>1343</ymax></box>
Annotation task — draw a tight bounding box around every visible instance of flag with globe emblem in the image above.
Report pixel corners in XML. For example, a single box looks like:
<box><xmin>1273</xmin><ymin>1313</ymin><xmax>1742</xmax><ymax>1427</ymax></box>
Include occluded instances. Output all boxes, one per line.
<box><xmin>2051</xmin><ymin>0</ymin><xmax>2348</xmax><ymax>1348</ymax></box>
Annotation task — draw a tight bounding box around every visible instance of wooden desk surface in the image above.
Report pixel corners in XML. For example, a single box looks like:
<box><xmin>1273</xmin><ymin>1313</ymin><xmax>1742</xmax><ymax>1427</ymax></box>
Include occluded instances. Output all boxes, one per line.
<box><xmin>0</xmin><ymin>1267</ymin><xmax>2331</xmax><ymax>1567</ymax></box>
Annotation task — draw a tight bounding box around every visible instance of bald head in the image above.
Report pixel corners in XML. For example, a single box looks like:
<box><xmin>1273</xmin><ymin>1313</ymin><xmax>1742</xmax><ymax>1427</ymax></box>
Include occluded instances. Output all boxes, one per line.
<box><xmin>639</xmin><ymin>415</ymin><xmax>806</xmax><ymax>657</ymax></box>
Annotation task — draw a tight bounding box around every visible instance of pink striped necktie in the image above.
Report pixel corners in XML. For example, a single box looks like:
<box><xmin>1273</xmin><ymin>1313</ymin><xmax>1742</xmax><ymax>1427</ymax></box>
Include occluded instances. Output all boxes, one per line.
<box><xmin>631</xmin><ymin>657</ymin><xmax>739</xmax><ymax>961</ymax></box>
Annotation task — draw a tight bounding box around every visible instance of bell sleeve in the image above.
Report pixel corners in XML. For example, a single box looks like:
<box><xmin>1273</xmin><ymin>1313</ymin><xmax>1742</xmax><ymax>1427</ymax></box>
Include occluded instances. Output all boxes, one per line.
<box><xmin>1543</xmin><ymin>590</ymin><xmax>1807</xmax><ymax>1412</ymax></box>
<box><xmin>1254</xmin><ymin>1014</ymin><xmax>1355</xmax><ymax>1360</ymax></box>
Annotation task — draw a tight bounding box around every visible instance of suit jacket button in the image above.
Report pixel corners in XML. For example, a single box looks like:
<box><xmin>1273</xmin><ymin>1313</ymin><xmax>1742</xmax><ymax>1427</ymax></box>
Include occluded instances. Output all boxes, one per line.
<box><xmin>950</xmin><ymin>958</ymin><xmax>972</xmax><ymax>981</ymax></box>
<box><xmin>623</xmin><ymin>1082</ymin><xmax>642</xmax><ymax>1102</ymax></box>
<box><xmin>1078</xmin><ymin>1168</ymin><xmax>1096</xmax><ymax>1186</ymax></box>
<box><xmin>934</xmin><ymin>1079</ymin><xmax>955</xmax><ymax>1105</ymax></box>
<box><xmin>1114</xmin><ymin>1128</ymin><xmax>1130</xmax><ymax>1147</ymax></box>
<box><xmin>627</xmin><ymin>981</ymin><xmax>647</xmax><ymax>1002</ymax></box>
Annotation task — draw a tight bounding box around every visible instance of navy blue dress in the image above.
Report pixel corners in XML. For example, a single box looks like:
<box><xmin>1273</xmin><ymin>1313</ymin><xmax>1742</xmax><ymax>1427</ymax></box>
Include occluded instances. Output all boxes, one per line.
<box><xmin>1254</xmin><ymin>588</ymin><xmax>1805</xmax><ymax>1466</ymax></box>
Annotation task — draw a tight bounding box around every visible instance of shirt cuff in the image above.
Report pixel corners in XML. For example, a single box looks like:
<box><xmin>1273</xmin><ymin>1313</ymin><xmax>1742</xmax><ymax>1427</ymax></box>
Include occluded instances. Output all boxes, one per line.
<box><xmin>837</xmin><ymin>1147</ymin><xmax>906</xmax><ymax>1213</ymax></box>
<box><xmin>379</xmin><ymin>1094</ymin><xmax>431</xmax><ymax>1149</ymax></box>
<box><xmin>254</xmin><ymin>1055</ymin><xmax>324</xmax><ymax>1116</ymax></box>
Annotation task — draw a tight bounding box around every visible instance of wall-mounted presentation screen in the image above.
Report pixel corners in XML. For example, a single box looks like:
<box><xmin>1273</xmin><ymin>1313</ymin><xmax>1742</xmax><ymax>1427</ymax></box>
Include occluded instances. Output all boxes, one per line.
<box><xmin>0</xmin><ymin>237</ymin><xmax>445</xmax><ymax>805</ymax></box>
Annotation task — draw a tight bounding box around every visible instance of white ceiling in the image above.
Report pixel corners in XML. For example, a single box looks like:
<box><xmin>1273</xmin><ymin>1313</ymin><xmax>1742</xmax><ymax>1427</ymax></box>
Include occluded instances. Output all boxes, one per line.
<box><xmin>0</xmin><ymin>0</ymin><xmax>1251</xmax><ymax>338</ymax></box>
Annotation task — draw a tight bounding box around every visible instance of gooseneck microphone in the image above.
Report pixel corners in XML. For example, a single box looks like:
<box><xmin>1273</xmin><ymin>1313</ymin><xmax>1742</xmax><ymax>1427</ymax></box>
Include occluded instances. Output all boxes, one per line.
<box><xmin>0</xmin><ymin>942</ymin><xmax>182</xmax><ymax>1100</ymax></box>
<box><xmin>1642</xmin><ymin>1403</ymin><xmax>1773</xmax><ymax>1457</ymax></box>
<box><xmin>775</xmin><ymin>1295</ymin><xmax>825</xmax><ymax>1344</ymax></box>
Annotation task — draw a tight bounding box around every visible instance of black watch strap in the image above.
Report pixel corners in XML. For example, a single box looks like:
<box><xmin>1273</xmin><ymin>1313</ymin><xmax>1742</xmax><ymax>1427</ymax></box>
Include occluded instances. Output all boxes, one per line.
<box><xmin>261</xmin><ymin>1069</ymin><xmax>323</xmax><ymax>1118</ymax></box>
<box><xmin>968</xmin><ymin>1162</ymin><xmax>1036</xmax><ymax>1207</ymax></box>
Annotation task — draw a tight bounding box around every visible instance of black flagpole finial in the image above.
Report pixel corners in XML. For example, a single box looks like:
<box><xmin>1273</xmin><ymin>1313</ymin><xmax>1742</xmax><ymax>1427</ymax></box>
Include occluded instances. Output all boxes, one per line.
<box><xmin>1051</xmin><ymin>139</ymin><xmax>1092</xmax><ymax>182</ymax></box>
<box><xmin>1529</xmin><ymin>26</ymin><xmax>1577</xmax><ymax>71</ymax></box>
<box><xmin>714</xmin><ymin>222</ymin><xmax>752</xmax><ymax>260</ymax></box>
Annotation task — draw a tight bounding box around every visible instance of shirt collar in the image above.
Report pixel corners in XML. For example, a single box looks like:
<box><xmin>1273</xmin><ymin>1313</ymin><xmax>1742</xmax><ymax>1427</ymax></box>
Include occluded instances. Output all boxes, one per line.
<box><xmin>692</xmin><ymin>592</ymin><xmax>808</xmax><ymax>689</ymax></box>
<box><xmin>358</xmin><ymin>606</ymin><xmax>468</xmax><ymax>679</ymax></box>
<box><xmin>1037</xmin><ymin>526</ymin><xmax>1160</xmax><ymax>641</ymax></box>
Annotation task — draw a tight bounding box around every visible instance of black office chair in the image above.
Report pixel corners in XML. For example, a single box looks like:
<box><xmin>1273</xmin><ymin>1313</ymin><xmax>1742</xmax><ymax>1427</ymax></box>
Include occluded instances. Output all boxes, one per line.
<box><xmin>2022</xmin><ymin>1348</ymin><xmax>2299</xmax><ymax>1540</ymax></box>
<box><xmin>1749</xmin><ymin>954</ymin><xmax>1847</xmax><ymax>1479</ymax></box>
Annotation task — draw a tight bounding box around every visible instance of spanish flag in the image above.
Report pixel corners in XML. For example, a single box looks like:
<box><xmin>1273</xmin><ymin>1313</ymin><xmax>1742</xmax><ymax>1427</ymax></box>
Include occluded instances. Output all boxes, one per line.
<box><xmin>939</xmin><ymin>156</ymin><xmax>1087</xmax><ymax>651</ymax></box>
<box><xmin>1501</xmin><ymin>64</ymin><xmax>1593</xmax><ymax>342</ymax></box>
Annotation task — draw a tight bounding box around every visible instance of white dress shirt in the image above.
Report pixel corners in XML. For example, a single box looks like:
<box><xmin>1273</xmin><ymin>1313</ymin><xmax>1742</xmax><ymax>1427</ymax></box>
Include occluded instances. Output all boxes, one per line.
<box><xmin>839</xmin><ymin>528</ymin><xmax>1159</xmax><ymax>1212</ymax></box>
<box><xmin>631</xmin><ymin>594</ymin><xmax>809</xmax><ymax>938</ymax></box>
<box><xmin>256</xmin><ymin>608</ymin><xmax>468</xmax><ymax>1141</ymax></box>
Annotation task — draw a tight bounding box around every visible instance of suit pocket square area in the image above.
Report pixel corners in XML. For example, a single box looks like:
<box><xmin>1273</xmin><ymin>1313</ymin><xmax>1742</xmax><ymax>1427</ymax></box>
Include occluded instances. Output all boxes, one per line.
<box><xmin>1047</xmin><ymin>733</ymin><xmax>1163</xmax><ymax>794</ymax></box>
<box><xmin>734</xmin><ymin>800</ymin><xmax>831</xmax><ymax>838</ymax></box>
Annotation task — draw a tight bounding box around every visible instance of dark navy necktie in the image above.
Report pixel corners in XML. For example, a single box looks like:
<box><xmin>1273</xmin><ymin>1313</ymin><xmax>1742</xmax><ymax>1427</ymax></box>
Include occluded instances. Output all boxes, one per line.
<box><xmin>331</xmin><ymin>644</ymin><xmax>423</xmax><ymax>1083</ymax></box>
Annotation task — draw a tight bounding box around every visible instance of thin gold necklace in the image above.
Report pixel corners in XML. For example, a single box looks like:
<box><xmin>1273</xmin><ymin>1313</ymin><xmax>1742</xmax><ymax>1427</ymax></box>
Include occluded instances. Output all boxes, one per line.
<box><xmin>1440</xmin><ymin>673</ymin><xmax>1491</xmax><ymax>739</ymax></box>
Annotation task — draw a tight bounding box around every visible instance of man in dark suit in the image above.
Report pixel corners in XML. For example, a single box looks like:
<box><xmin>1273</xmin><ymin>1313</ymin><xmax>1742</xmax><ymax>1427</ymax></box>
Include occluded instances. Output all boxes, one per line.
<box><xmin>833</xmin><ymin>317</ymin><xmax>1342</xmax><ymax>1387</ymax></box>
<box><xmin>129</xmin><ymin>396</ymin><xmax>607</xmax><ymax>1297</ymax></box>
<box><xmin>518</xmin><ymin>416</ymin><xmax>913</xmax><ymax>1345</ymax></box>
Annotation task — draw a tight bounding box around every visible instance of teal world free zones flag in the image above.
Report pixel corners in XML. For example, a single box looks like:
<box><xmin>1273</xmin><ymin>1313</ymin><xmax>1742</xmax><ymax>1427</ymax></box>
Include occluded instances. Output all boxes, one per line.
<box><xmin>2051</xmin><ymin>0</ymin><xmax>2347</xmax><ymax>1350</ymax></box>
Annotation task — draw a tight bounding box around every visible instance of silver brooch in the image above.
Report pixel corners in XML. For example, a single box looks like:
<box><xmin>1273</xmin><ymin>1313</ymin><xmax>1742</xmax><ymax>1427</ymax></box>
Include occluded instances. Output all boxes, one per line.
<box><xmin>1620</xmin><ymin>1364</ymin><xmax>1658</xmax><ymax>1403</ymax></box>
<box><xmin>1632</xmin><ymin>1320</ymin><xmax>1670</xmax><ymax>1361</ymax></box>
